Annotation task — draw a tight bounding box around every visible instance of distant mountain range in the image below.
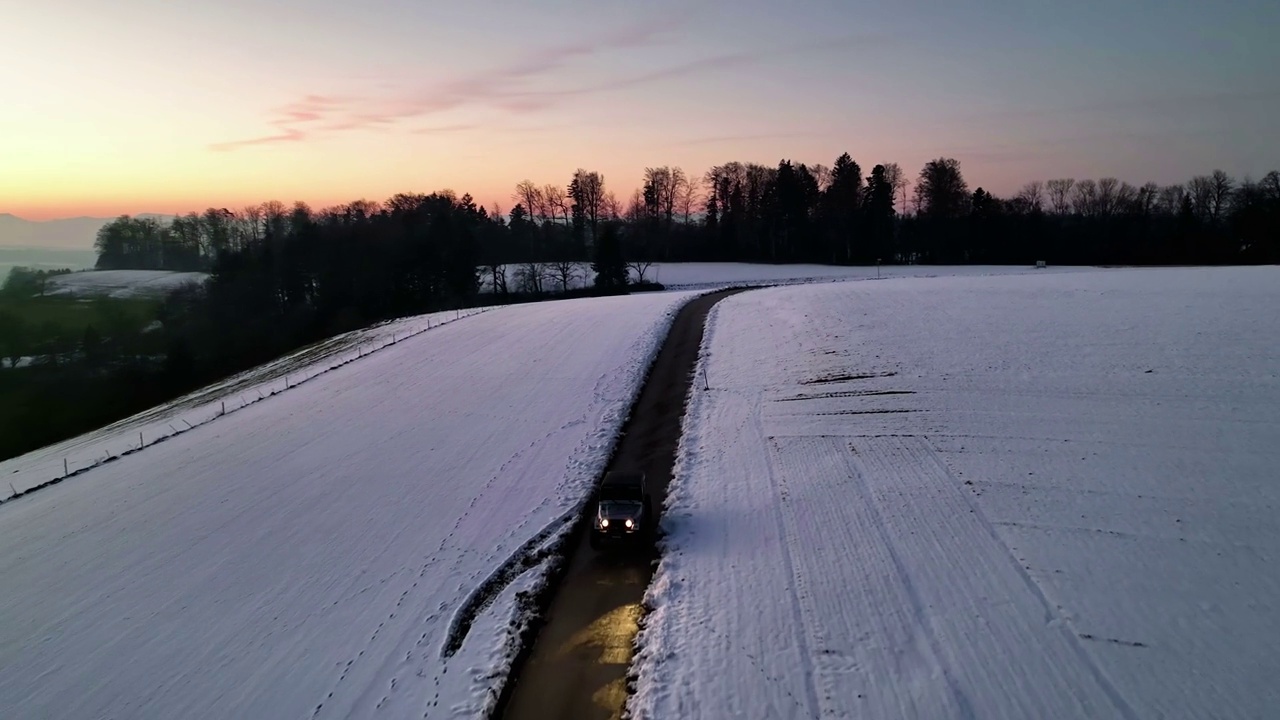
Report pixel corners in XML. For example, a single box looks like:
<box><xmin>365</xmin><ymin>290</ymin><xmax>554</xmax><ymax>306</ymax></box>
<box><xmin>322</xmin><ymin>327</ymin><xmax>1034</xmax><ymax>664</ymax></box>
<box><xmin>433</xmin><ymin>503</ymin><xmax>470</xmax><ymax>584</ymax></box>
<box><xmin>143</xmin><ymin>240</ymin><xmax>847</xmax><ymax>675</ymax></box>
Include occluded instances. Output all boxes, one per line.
<box><xmin>0</xmin><ymin>213</ymin><xmax>173</xmax><ymax>250</ymax></box>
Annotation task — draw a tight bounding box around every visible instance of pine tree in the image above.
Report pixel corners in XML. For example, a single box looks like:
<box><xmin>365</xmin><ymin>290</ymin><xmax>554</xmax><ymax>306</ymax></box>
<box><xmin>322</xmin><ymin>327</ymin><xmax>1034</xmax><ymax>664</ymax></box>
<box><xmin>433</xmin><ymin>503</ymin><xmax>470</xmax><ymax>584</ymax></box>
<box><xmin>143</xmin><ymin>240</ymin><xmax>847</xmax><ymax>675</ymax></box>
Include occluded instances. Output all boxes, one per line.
<box><xmin>823</xmin><ymin>153</ymin><xmax>863</xmax><ymax>262</ymax></box>
<box><xmin>863</xmin><ymin>165</ymin><xmax>896</xmax><ymax>263</ymax></box>
<box><xmin>592</xmin><ymin>223</ymin><xmax>628</xmax><ymax>289</ymax></box>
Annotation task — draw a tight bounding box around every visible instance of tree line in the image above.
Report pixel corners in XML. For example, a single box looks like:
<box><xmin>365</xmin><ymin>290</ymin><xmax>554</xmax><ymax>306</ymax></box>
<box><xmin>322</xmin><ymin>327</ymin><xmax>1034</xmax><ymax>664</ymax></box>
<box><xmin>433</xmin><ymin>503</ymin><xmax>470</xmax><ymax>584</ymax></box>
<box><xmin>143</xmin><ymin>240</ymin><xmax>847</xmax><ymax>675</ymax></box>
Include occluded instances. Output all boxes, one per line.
<box><xmin>98</xmin><ymin>158</ymin><xmax>1280</xmax><ymax>275</ymax></box>
<box><xmin>5</xmin><ymin>155</ymin><xmax>1276</xmax><ymax>461</ymax></box>
<box><xmin>3</xmin><ymin>188</ymin><xmax>641</xmax><ymax>461</ymax></box>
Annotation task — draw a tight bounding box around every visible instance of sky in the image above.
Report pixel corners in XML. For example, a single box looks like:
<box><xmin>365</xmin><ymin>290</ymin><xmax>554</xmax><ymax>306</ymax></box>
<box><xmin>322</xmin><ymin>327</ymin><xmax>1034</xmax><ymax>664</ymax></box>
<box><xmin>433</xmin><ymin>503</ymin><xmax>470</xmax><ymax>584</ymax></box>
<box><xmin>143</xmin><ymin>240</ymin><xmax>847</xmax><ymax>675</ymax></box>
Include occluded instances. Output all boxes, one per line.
<box><xmin>2</xmin><ymin>0</ymin><xmax>1278</xmax><ymax>221</ymax></box>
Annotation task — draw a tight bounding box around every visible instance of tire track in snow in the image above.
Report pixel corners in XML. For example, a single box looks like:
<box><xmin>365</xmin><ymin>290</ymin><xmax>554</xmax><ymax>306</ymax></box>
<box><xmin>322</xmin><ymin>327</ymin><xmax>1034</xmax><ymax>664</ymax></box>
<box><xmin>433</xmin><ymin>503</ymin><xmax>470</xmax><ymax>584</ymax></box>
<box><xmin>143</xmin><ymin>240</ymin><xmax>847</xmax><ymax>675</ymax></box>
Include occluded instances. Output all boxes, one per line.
<box><xmin>920</xmin><ymin>439</ymin><xmax>1141</xmax><ymax>720</ymax></box>
<box><xmin>756</xmin><ymin>409</ymin><xmax>824</xmax><ymax>719</ymax></box>
<box><xmin>776</xmin><ymin>389</ymin><xmax>916</xmax><ymax>402</ymax></box>
<box><xmin>441</xmin><ymin>511</ymin><xmax>575</xmax><ymax>659</ymax></box>
<box><xmin>844</xmin><ymin>435</ymin><xmax>1137</xmax><ymax>719</ymax></box>
<box><xmin>837</xmin><ymin>438</ymin><xmax>976</xmax><ymax>718</ymax></box>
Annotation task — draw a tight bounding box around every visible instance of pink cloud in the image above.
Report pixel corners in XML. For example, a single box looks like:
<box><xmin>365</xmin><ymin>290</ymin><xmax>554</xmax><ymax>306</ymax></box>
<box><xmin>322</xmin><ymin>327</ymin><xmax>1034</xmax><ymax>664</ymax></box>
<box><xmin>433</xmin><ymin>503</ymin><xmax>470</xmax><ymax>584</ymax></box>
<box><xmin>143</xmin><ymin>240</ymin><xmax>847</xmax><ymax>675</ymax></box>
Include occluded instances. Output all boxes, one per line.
<box><xmin>207</xmin><ymin>26</ymin><xmax>868</xmax><ymax>152</ymax></box>
<box><xmin>409</xmin><ymin>123</ymin><xmax>481</xmax><ymax>135</ymax></box>
<box><xmin>208</xmin><ymin>22</ymin><xmax>675</xmax><ymax>151</ymax></box>
<box><xmin>208</xmin><ymin>128</ymin><xmax>307</xmax><ymax>152</ymax></box>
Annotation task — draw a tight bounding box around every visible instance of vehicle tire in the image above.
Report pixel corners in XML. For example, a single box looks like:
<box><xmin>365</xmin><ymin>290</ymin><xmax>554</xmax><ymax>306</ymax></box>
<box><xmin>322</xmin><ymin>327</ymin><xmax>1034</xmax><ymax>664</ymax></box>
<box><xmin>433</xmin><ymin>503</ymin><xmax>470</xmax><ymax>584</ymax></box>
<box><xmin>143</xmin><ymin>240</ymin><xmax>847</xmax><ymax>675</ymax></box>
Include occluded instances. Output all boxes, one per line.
<box><xmin>588</xmin><ymin>532</ymin><xmax>600</xmax><ymax>551</ymax></box>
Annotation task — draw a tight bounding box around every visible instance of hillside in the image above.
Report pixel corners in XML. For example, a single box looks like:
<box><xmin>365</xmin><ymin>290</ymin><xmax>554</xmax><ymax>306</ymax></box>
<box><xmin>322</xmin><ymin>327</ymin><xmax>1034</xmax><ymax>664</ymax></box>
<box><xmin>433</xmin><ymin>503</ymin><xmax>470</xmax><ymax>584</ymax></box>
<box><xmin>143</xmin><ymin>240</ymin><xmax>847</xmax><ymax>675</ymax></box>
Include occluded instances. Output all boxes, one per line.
<box><xmin>0</xmin><ymin>291</ymin><xmax>698</xmax><ymax>718</ymax></box>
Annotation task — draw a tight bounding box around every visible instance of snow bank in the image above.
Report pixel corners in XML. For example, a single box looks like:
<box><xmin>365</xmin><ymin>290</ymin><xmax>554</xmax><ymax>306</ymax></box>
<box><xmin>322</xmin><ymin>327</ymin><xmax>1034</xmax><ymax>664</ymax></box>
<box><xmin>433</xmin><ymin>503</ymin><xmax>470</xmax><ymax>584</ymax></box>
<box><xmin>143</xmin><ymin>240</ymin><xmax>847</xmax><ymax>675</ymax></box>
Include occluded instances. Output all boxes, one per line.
<box><xmin>46</xmin><ymin>269</ymin><xmax>209</xmax><ymax>298</ymax></box>
<box><xmin>0</xmin><ymin>290</ymin><xmax>700</xmax><ymax>719</ymax></box>
<box><xmin>632</xmin><ymin>267</ymin><xmax>1280</xmax><ymax>719</ymax></box>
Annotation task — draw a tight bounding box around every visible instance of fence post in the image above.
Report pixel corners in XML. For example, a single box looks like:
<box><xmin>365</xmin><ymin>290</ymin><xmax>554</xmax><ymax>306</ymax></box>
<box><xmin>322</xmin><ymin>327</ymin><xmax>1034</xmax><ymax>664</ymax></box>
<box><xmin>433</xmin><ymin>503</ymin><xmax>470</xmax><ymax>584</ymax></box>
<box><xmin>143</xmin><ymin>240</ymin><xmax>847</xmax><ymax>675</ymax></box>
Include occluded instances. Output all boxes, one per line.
<box><xmin>221</xmin><ymin>401</ymin><xmax>225</xmax><ymax>416</ymax></box>
<box><xmin>139</xmin><ymin>431</ymin><xmax>144</xmax><ymax>448</ymax></box>
<box><xmin>64</xmin><ymin>458</ymin><xmax>69</xmax><ymax>477</ymax></box>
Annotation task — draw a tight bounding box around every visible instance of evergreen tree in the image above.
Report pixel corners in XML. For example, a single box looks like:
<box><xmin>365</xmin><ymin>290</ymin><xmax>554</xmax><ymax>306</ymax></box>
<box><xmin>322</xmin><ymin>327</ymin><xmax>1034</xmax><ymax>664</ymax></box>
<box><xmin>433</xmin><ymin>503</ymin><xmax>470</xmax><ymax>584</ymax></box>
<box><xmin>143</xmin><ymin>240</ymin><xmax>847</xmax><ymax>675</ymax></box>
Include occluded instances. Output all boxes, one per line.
<box><xmin>591</xmin><ymin>223</ymin><xmax>628</xmax><ymax>289</ymax></box>
<box><xmin>822</xmin><ymin>153</ymin><xmax>863</xmax><ymax>263</ymax></box>
<box><xmin>863</xmin><ymin>164</ymin><xmax>896</xmax><ymax>263</ymax></box>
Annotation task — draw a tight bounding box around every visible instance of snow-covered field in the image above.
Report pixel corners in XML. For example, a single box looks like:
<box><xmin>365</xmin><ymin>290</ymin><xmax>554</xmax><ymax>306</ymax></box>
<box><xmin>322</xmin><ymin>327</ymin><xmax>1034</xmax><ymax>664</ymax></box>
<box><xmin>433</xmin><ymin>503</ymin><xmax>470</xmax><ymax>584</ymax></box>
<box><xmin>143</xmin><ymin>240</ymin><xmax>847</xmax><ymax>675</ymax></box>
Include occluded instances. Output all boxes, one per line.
<box><xmin>0</xmin><ymin>290</ymin><xmax>699</xmax><ymax>719</ymax></box>
<box><xmin>44</xmin><ymin>262</ymin><xmax>1067</xmax><ymax>299</ymax></box>
<box><xmin>632</xmin><ymin>267</ymin><xmax>1280</xmax><ymax>719</ymax></box>
<box><xmin>46</xmin><ymin>269</ymin><xmax>209</xmax><ymax>298</ymax></box>
<box><xmin>479</xmin><ymin>261</ymin><xmax>1080</xmax><ymax>293</ymax></box>
<box><xmin>635</xmin><ymin>262</ymin><xmax>1070</xmax><ymax>290</ymax></box>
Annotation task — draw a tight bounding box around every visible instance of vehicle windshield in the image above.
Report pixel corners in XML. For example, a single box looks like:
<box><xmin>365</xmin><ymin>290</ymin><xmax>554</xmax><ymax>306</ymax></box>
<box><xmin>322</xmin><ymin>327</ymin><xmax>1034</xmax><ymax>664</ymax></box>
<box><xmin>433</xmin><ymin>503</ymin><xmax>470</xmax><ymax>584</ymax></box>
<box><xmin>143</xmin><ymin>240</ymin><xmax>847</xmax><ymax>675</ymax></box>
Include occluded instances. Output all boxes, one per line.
<box><xmin>598</xmin><ymin>500</ymin><xmax>642</xmax><ymax>518</ymax></box>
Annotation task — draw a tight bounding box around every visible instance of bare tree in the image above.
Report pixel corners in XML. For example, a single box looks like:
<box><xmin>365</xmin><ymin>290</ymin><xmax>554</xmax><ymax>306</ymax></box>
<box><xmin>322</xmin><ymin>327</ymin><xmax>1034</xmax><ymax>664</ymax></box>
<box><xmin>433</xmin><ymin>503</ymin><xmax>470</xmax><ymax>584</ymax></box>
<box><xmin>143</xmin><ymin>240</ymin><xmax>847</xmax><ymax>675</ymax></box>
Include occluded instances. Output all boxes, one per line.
<box><xmin>642</xmin><ymin>166</ymin><xmax>685</xmax><ymax>226</ymax></box>
<box><xmin>626</xmin><ymin>188</ymin><xmax>646</xmax><ymax>223</ymax></box>
<box><xmin>809</xmin><ymin>163</ymin><xmax>832</xmax><ymax>193</ymax></box>
<box><xmin>547</xmin><ymin>260</ymin><xmax>582</xmax><ymax>292</ymax></box>
<box><xmin>259</xmin><ymin>200</ymin><xmax>291</xmax><ymax>240</ymax></box>
<box><xmin>514</xmin><ymin>180</ymin><xmax>546</xmax><ymax>224</ymax></box>
<box><xmin>668</xmin><ymin>168</ymin><xmax>687</xmax><ymax>224</ymax></box>
<box><xmin>882</xmin><ymin>162</ymin><xmax>909</xmax><ymax>215</ymax></box>
<box><xmin>602</xmin><ymin>191</ymin><xmax>623</xmax><ymax>221</ymax></box>
<box><xmin>236</xmin><ymin>205</ymin><xmax>264</xmax><ymax>248</ymax></box>
<box><xmin>1046</xmin><ymin>178</ymin><xmax>1075</xmax><ymax>215</ymax></box>
<box><xmin>1260</xmin><ymin>171</ymin><xmax>1280</xmax><ymax>202</ymax></box>
<box><xmin>1116</xmin><ymin>181</ymin><xmax>1139</xmax><ymax>214</ymax></box>
<box><xmin>910</xmin><ymin>182</ymin><xmax>925</xmax><ymax>216</ymax></box>
<box><xmin>543</xmin><ymin>184</ymin><xmax>569</xmax><ymax>224</ymax></box>
<box><xmin>485</xmin><ymin>262</ymin><xmax>508</xmax><ymax>294</ymax></box>
<box><xmin>515</xmin><ymin>261</ymin><xmax>547</xmax><ymax>293</ymax></box>
<box><xmin>573</xmin><ymin>170</ymin><xmax>606</xmax><ymax>238</ymax></box>
<box><xmin>492</xmin><ymin>264</ymin><xmax>510</xmax><ymax>294</ymax></box>
<box><xmin>677</xmin><ymin>175</ymin><xmax>702</xmax><ymax>224</ymax></box>
<box><xmin>1208</xmin><ymin>169</ymin><xmax>1234</xmax><ymax>223</ymax></box>
<box><xmin>627</xmin><ymin>259</ymin><xmax>655</xmax><ymax>284</ymax></box>
<box><xmin>1096</xmin><ymin>178</ymin><xmax>1123</xmax><ymax>217</ymax></box>
<box><xmin>1158</xmin><ymin>184</ymin><xmax>1185</xmax><ymax>215</ymax></box>
<box><xmin>1187</xmin><ymin>175</ymin><xmax>1214</xmax><ymax>221</ymax></box>
<box><xmin>1137</xmin><ymin>182</ymin><xmax>1160</xmax><ymax>216</ymax></box>
<box><xmin>1071</xmin><ymin>179</ymin><xmax>1098</xmax><ymax>217</ymax></box>
<box><xmin>1015</xmin><ymin>181</ymin><xmax>1045</xmax><ymax>213</ymax></box>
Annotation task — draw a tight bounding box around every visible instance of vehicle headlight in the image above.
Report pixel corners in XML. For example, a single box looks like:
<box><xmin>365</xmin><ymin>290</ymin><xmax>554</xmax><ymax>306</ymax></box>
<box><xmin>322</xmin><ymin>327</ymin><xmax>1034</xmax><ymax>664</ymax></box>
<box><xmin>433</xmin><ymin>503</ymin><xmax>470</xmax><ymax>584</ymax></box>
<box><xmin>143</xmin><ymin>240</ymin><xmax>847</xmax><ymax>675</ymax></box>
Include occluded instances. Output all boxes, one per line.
<box><xmin>625</xmin><ymin>519</ymin><xmax>634</xmax><ymax>529</ymax></box>
<box><xmin>600</xmin><ymin>519</ymin><xmax>609</xmax><ymax>528</ymax></box>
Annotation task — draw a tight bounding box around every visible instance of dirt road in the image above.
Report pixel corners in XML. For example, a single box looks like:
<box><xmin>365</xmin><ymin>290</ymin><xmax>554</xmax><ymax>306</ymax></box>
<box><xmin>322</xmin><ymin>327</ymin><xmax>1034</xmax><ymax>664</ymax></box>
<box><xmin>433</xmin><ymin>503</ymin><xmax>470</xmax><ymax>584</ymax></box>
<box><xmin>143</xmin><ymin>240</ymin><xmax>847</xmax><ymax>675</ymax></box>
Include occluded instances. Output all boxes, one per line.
<box><xmin>495</xmin><ymin>288</ymin><xmax>750</xmax><ymax>720</ymax></box>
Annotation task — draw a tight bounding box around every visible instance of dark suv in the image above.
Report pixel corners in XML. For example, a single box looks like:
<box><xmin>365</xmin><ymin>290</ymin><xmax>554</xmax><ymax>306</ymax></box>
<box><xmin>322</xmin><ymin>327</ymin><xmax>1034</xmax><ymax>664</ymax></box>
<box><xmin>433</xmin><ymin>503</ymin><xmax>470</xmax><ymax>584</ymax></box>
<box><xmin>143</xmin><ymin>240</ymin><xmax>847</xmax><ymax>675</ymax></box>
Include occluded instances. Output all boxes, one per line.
<box><xmin>589</xmin><ymin>471</ymin><xmax>653</xmax><ymax>550</ymax></box>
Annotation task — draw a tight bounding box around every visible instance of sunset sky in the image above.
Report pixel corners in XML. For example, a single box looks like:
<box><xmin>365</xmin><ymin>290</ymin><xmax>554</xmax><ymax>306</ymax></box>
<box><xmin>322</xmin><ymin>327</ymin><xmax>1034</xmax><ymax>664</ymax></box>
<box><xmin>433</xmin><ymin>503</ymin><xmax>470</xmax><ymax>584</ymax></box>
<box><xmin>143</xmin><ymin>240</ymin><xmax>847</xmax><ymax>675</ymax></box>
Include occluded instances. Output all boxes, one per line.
<box><xmin>3</xmin><ymin>0</ymin><xmax>1278</xmax><ymax>221</ymax></box>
